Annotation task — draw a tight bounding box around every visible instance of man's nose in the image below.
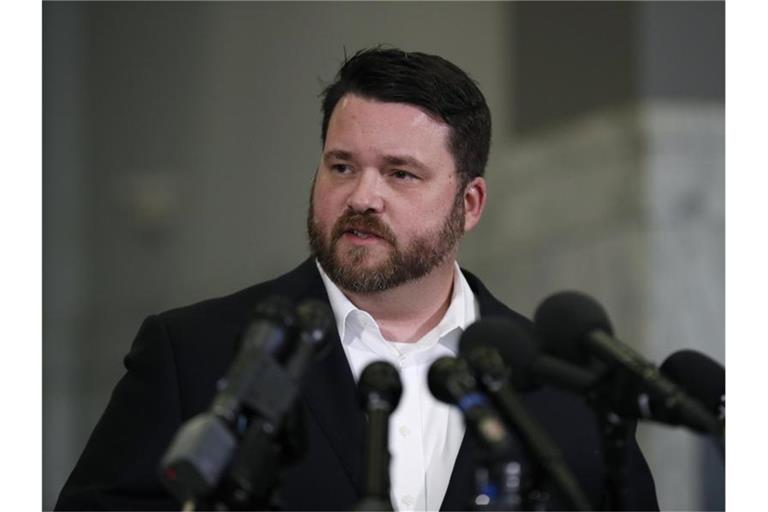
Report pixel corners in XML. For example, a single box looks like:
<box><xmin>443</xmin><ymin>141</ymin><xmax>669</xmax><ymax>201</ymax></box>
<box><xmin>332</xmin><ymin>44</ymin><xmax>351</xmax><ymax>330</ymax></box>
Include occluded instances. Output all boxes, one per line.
<box><xmin>346</xmin><ymin>170</ymin><xmax>384</xmax><ymax>213</ymax></box>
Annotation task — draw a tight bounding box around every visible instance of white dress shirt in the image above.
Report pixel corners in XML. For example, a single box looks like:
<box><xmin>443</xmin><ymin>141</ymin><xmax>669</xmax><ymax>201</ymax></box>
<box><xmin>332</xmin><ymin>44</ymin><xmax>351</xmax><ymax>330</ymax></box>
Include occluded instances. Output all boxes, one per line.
<box><xmin>316</xmin><ymin>260</ymin><xmax>480</xmax><ymax>511</ymax></box>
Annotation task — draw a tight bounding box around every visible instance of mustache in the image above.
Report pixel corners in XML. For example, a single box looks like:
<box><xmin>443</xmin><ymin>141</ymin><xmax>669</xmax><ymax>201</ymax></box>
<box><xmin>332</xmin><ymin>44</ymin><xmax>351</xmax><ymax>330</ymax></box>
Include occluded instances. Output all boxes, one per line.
<box><xmin>331</xmin><ymin>211</ymin><xmax>396</xmax><ymax>245</ymax></box>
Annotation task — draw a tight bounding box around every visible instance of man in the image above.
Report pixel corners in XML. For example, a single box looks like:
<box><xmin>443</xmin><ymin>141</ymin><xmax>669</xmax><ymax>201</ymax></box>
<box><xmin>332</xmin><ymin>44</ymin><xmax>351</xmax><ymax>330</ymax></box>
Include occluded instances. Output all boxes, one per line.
<box><xmin>56</xmin><ymin>48</ymin><xmax>658</xmax><ymax>511</ymax></box>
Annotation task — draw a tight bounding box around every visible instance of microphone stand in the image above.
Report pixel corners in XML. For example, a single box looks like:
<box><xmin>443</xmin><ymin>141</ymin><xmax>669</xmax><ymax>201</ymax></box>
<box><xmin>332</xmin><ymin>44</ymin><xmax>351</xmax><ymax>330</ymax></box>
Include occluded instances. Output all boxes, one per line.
<box><xmin>597</xmin><ymin>411</ymin><xmax>632</xmax><ymax>512</ymax></box>
<box><xmin>587</xmin><ymin>367</ymin><xmax>635</xmax><ymax>512</ymax></box>
<box><xmin>353</xmin><ymin>361</ymin><xmax>402</xmax><ymax>512</ymax></box>
<box><xmin>355</xmin><ymin>401</ymin><xmax>395</xmax><ymax>511</ymax></box>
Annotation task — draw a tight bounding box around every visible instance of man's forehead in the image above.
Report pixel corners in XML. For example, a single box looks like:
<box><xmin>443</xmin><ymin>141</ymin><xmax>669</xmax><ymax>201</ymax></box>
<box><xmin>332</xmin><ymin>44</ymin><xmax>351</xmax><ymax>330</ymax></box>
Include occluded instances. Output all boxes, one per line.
<box><xmin>323</xmin><ymin>94</ymin><xmax>455</xmax><ymax>172</ymax></box>
<box><xmin>326</xmin><ymin>95</ymin><xmax>451</xmax><ymax>148</ymax></box>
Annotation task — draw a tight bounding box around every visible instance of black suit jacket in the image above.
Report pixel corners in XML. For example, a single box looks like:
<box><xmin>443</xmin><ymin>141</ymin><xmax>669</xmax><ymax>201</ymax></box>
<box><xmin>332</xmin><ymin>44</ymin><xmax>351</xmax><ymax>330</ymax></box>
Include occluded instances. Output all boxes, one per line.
<box><xmin>56</xmin><ymin>259</ymin><xmax>658</xmax><ymax>511</ymax></box>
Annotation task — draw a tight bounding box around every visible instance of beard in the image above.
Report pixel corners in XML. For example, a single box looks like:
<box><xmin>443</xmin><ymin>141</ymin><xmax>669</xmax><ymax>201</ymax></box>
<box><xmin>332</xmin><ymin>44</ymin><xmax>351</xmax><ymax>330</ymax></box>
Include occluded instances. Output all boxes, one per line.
<box><xmin>307</xmin><ymin>188</ymin><xmax>466</xmax><ymax>294</ymax></box>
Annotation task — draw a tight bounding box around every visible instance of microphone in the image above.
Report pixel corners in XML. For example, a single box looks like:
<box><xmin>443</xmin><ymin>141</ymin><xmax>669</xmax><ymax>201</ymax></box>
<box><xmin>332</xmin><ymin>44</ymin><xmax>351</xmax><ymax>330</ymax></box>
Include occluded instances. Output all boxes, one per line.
<box><xmin>161</xmin><ymin>297</ymin><xmax>299</xmax><ymax>504</ymax></box>
<box><xmin>161</xmin><ymin>297</ymin><xmax>335</xmax><ymax>508</ymax></box>
<box><xmin>211</xmin><ymin>297</ymin><xmax>300</xmax><ymax>424</ymax></box>
<box><xmin>223</xmin><ymin>299</ymin><xmax>335</xmax><ymax>508</ymax></box>
<box><xmin>461</xmin><ymin>317</ymin><xmax>597</xmax><ymax>393</ymax></box>
<box><xmin>460</xmin><ymin>319</ymin><xmax>592</xmax><ymax>511</ymax></box>
<box><xmin>428</xmin><ymin>356</ymin><xmax>517</xmax><ymax>463</ymax></box>
<box><xmin>286</xmin><ymin>299</ymin><xmax>336</xmax><ymax>381</ymax></box>
<box><xmin>428</xmin><ymin>356</ymin><xmax>525</xmax><ymax>510</ymax></box>
<box><xmin>534</xmin><ymin>291</ymin><xmax>723</xmax><ymax>437</ymax></box>
<box><xmin>355</xmin><ymin>361</ymin><xmax>403</xmax><ymax>511</ymax></box>
<box><xmin>660</xmin><ymin>350</ymin><xmax>725</xmax><ymax>422</ymax></box>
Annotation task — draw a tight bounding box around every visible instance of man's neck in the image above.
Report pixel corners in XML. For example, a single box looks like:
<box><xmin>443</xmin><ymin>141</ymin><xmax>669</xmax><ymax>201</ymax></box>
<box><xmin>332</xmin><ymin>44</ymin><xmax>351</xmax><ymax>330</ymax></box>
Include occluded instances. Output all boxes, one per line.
<box><xmin>341</xmin><ymin>259</ymin><xmax>457</xmax><ymax>343</ymax></box>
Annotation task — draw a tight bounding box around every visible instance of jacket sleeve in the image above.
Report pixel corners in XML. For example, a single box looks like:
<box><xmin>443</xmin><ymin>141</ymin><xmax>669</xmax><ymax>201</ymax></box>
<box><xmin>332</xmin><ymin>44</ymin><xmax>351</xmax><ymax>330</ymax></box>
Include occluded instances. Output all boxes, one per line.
<box><xmin>55</xmin><ymin>315</ymin><xmax>184</xmax><ymax>511</ymax></box>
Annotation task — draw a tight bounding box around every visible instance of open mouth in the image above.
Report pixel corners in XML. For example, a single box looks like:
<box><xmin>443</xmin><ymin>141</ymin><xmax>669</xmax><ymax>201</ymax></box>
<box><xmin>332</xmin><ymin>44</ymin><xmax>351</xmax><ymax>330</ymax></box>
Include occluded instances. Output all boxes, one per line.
<box><xmin>338</xmin><ymin>223</ymin><xmax>392</xmax><ymax>244</ymax></box>
<box><xmin>347</xmin><ymin>229</ymin><xmax>379</xmax><ymax>239</ymax></box>
<box><xmin>332</xmin><ymin>215</ymin><xmax>393</xmax><ymax>245</ymax></box>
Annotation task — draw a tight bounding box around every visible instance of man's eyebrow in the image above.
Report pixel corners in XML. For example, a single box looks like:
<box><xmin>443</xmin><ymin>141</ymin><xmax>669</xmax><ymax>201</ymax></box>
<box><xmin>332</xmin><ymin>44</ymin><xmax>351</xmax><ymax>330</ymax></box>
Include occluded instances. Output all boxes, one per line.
<box><xmin>382</xmin><ymin>155</ymin><xmax>427</xmax><ymax>170</ymax></box>
<box><xmin>323</xmin><ymin>150</ymin><xmax>428</xmax><ymax>170</ymax></box>
<box><xmin>323</xmin><ymin>149</ymin><xmax>352</xmax><ymax>162</ymax></box>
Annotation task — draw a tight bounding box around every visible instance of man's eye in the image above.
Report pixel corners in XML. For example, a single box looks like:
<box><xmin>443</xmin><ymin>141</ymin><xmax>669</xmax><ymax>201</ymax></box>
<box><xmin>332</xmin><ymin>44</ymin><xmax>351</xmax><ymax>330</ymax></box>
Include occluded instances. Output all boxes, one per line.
<box><xmin>391</xmin><ymin>170</ymin><xmax>417</xmax><ymax>180</ymax></box>
<box><xmin>331</xmin><ymin>164</ymin><xmax>352</xmax><ymax>174</ymax></box>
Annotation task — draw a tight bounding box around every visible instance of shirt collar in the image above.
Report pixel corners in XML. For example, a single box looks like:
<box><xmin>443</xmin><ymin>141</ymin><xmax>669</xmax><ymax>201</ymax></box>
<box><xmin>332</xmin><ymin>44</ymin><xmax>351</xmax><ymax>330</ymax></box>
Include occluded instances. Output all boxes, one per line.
<box><xmin>316</xmin><ymin>259</ymin><xmax>478</xmax><ymax>350</ymax></box>
<box><xmin>316</xmin><ymin>260</ymin><xmax>359</xmax><ymax>344</ymax></box>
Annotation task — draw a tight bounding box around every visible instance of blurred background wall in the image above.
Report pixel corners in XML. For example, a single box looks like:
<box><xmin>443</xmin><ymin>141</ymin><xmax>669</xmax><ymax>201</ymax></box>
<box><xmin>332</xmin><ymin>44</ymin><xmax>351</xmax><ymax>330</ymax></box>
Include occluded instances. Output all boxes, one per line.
<box><xmin>43</xmin><ymin>2</ymin><xmax>724</xmax><ymax>510</ymax></box>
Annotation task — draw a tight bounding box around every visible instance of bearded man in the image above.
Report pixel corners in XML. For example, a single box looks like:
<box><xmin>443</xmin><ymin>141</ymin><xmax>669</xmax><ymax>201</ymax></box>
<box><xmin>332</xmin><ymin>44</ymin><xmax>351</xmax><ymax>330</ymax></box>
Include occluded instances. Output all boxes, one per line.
<box><xmin>56</xmin><ymin>48</ymin><xmax>658</xmax><ymax>511</ymax></box>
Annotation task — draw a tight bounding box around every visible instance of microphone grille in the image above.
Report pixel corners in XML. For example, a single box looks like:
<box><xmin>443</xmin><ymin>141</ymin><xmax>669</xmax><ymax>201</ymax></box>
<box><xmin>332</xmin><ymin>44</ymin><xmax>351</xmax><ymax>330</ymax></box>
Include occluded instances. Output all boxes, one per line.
<box><xmin>660</xmin><ymin>349</ymin><xmax>725</xmax><ymax>418</ymax></box>
<box><xmin>459</xmin><ymin>317</ymin><xmax>540</xmax><ymax>390</ymax></box>
<box><xmin>534</xmin><ymin>291</ymin><xmax>613</xmax><ymax>363</ymax></box>
<box><xmin>358</xmin><ymin>361</ymin><xmax>403</xmax><ymax>411</ymax></box>
<box><xmin>428</xmin><ymin>356</ymin><xmax>476</xmax><ymax>405</ymax></box>
<box><xmin>460</xmin><ymin>318</ymin><xmax>536</xmax><ymax>364</ymax></box>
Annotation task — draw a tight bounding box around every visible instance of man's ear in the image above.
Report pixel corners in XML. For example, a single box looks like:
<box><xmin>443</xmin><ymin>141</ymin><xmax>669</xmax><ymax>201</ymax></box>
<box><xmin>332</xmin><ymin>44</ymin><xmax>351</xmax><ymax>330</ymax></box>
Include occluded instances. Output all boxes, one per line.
<box><xmin>462</xmin><ymin>176</ymin><xmax>487</xmax><ymax>232</ymax></box>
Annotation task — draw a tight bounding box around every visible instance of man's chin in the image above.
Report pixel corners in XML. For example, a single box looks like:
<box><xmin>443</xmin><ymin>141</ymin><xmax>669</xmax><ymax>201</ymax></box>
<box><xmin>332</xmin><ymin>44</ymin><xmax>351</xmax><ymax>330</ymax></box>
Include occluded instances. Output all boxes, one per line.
<box><xmin>321</xmin><ymin>250</ymin><xmax>391</xmax><ymax>284</ymax></box>
<box><xmin>333</xmin><ymin>255</ymin><xmax>391</xmax><ymax>276</ymax></box>
<box><xmin>333</xmin><ymin>242</ymin><xmax>389</xmax><ymax>264</ymax></box>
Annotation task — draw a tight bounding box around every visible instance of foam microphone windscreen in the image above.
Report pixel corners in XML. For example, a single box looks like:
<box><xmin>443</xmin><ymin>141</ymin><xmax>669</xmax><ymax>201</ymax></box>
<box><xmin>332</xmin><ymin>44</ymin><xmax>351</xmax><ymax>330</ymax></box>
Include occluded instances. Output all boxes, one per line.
<box><xmin>533</xmin><ymin>291</ymin><xmax>614</xmax><ymax>364</ymax></box>
<box><xmin>459</xmin><ymin>317</ymin><xmax>540</xmax><ymax>390</ymax></box>
<box><xmin>660</xmin><ymin>350</ymin><xmax>725</xmax><ymax>420</ymax></box>
<box><xmin>358</xmin><ymin>361</ymin><xmax>403</xmax><ymax>411</ymax></box>
<box><xmin>427</xmin><ymin>357</ymin><xmax>480</xmax><ymax>405</ymax></box>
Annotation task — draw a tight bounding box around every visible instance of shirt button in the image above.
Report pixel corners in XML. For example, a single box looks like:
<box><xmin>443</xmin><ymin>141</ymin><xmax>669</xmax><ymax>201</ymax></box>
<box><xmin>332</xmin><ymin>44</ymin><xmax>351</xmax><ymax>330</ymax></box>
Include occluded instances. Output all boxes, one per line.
<box><xmin>399</xmin><ymin>425</ymin><xmax>411</xmax><ymax>437</ymax></box>
<box><xmin>401</xmin><ymin>495</ymin><xmax>414</xmax><ymax>507</ymax></box>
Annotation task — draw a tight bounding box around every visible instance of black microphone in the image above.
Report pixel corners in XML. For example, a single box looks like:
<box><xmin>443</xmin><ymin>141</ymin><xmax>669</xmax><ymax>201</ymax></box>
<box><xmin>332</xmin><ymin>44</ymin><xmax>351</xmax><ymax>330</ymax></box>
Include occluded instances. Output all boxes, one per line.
<box><xmin>428</xmin><ymin>356</ymin><xmax>516</xmax><ymax>463</ymax></box>
<box><xmin>534</xmin><ymin>291</ymin><xmax>723</xmax><ymax>437</ymax></box>
<box><xmin>660</xmin><ymin>350</ymin><xmax>725</xmax><ymax>422</ymax></box>
<box><xmin>286</xmin><ymin>299</ymin><xmax>336</xmax><ymax>381</ymax></box>
<box><xmin>355</xmin><ymin>361</ymin><xmax>403</xmax><ymax>511</ymax></box>
<box><xmin>429</xmin><ymin>356</ymin><xmax>525</xmax><ymax>510</ymax></box>
<box><xmin>223</xmin><ymin>299</ymin><xmax>335</xmax><ymax>508</ymax></box>
<box><xmin>160</xmin><ymin>297</ymin><xmax>298</xmax><ymax>504</ymax></box>
<box><xmin>460</xmin><ymin>319</ymin><xmax>592</xmax><ymax>511</ymax></box>
<box><xmin>461</xmin><ymin>317</ymin><xmax>598</xmax><ymax>393</ymax></box>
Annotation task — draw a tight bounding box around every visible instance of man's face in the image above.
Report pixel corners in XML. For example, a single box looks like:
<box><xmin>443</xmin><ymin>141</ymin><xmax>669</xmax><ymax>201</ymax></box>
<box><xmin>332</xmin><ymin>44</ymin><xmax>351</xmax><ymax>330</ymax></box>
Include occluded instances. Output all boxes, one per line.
<box><xmin>307</xmin><ymin>94</ymin><xmax>466</xmax><ymax>294</ymax></box>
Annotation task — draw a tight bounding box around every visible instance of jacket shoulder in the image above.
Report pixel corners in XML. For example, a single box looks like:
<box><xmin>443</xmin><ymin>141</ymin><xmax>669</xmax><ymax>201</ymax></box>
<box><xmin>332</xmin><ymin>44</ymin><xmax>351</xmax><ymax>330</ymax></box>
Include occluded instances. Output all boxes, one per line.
<box><xmin>156</xmin><ymin>258</ymin><xmax>323</xmax><ymax>334</ymax></box>
<box><xmin>147</xmin><ymin>258</ymin><xmax>324</xmax><ymax>414</ymax></box>
<box><xmin>460</xmin><ymin>267</ymin><xmax>532</xmax><ymax>328</ymax></box>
